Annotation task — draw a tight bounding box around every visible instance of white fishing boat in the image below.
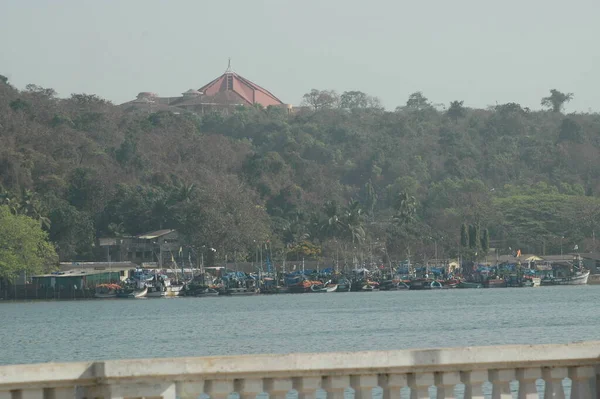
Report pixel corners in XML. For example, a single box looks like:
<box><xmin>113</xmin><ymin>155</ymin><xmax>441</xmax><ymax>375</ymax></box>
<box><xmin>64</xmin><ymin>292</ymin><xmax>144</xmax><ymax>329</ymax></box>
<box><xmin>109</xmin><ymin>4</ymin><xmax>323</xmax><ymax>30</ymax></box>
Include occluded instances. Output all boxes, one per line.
<box><xmin>146</xmin><ymin>285</ymin><xmax>166</xmax><ymax>298</ymax></box>
<box><xmin>117</xmin><ymin>286</ymin><xmax>148</xmax><ymax>298</ymax></box>
<box><xmin>541</xmin><ymin>270</ymin><xmax>589</xmax><ymax>286</ymax></box>
<box><xmin>325</xmin><ymin>284</ymin><xmax>338</xmax><ymax>292</ymax></box>
<box><xmin>166</xmin><ymin>284</ymin><xmax>184</xmax><ymax>297</ymax></box>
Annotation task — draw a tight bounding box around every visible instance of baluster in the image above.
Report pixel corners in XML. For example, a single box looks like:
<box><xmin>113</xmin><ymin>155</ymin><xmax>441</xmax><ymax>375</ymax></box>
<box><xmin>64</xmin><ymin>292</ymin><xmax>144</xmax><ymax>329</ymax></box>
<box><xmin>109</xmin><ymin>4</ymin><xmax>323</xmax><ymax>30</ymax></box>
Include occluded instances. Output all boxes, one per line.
<box><xmin>568</xmin><ymin>366</ymin><xmax>595</xmax><ymax>398</ymax></box>
<box><xmin>351</xmin><ymin>375</ymin><xmax>378</xmax><ymax>399</ymax></box>
<box><xmin>435</xmin><ymin>371</ymin><xmax>461</xmax><ymax>398</ymax></box>
<box><xmin>323</xmin><ymin>376</ymin><xmax>351</xmax><ymax>399</ymax></box>
<box><xmin>542</xmin><ymin>367</ymin><xmax>568</xmax><ymax>399</ymax></box>
<box><xmin>408</xmin><ymin>372</ymin><xmax>435</xmax><ymax>398</ymax></box>
<box><xmin>50</xmin><ymin>387</ymin><xmax>76</xmax><ymax>399</ymax></box>
<box><xmin>20</xmin><ymin>389</ymin><xmax>44</xmax><ymax>399</ymax></box>
<box><xmin>460</xmin><ymin>370</ymin><xmax>489</xmax><ymax>399</ymax></box>
<box><xmin>176</xmin><ymin>380</ymin><xmax>206</xmax><ymax>399</ymax></box>
<box><xmin>488</xmin><ymin>369</ymin><xmax>516</xmax><ymax>399</ymax></box>
<box><xmin>515</xmin><ymin>368</ymin><xmax>543</xmax><ymax>399</ymax></box>
<box><xmin>386</xmin><ymin>373</ymin><xmax>409</xmax><ymax>399</ymax></box>
<box><xmin>207</xmin><ymin>380</ymin><xmax>236</xmax><ymax>399</ymax></box>
<box><xmin>239</xmin><ymin>379</ymin><xmax>265</xmax><ymax>399</ymax></box>
<box><xmin>268</xmin><ymin>379</ymin><xmax>293</xmax><ymax>399</ymax></box>
<box><xmin>294</xmin><ymin>377</ymin><xmax>321</xmax><ymax>399</ymax></box>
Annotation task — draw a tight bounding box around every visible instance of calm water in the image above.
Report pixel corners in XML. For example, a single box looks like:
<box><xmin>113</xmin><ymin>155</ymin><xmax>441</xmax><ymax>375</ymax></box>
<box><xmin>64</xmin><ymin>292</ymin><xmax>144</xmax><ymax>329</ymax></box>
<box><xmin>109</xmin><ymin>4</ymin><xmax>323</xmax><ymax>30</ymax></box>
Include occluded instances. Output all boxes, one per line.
<box><xmin>0</xmin><ymin>286</ymin><xmax>598</xmax><ymax>366</ymax></box>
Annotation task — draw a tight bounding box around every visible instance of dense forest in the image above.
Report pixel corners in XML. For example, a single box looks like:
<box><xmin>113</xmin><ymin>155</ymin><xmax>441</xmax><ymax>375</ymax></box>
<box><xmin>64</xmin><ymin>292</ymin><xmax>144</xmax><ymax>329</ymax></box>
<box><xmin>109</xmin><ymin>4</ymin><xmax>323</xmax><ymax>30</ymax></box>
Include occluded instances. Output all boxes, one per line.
<box><xmin>1</xmin><ymin>74</ymin><xmax>600</xmax><ymax>276</ymax></box>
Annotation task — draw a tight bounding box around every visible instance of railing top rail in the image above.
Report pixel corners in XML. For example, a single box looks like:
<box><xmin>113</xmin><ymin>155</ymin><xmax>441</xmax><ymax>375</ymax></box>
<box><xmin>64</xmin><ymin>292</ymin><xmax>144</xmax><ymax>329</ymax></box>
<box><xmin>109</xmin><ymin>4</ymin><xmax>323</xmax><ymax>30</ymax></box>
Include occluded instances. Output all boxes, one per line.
<box><xmin>2</xmin><ymin>341</ymin><xmax>600</xmax><ymax>387</ymax></box>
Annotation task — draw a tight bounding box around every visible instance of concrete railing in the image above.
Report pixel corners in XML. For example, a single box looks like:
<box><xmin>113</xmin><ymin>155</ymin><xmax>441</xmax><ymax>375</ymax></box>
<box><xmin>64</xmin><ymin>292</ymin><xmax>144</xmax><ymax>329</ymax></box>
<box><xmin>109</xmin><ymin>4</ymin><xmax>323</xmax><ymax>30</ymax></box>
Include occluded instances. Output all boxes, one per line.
<box><xmin>1</xmin><ymin>342</ymin><xmax>600</xmax><ymax>399</ymax></box>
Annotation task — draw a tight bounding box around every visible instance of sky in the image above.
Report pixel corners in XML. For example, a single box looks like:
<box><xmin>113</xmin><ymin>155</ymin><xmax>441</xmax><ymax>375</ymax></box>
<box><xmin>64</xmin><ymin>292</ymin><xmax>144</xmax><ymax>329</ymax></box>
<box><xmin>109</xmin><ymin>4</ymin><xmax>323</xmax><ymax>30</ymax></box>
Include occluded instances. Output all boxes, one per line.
<box><xmin>0</xmin><ymin>0</ymin><xmax>598</xmax><ymax>112</ymax></box>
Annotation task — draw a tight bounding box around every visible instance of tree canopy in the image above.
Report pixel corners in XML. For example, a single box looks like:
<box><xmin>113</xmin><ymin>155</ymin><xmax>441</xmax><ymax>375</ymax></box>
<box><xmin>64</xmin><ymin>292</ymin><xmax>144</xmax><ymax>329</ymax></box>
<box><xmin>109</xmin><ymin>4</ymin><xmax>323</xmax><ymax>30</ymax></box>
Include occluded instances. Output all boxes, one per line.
<box><xmin>0</xmin><ymin>206</ymin><xmax>58</xmax><ymax>280</ymax></box>
<box><xmin>0</xmin><ymin>78</ymin><xmax>598</xmax><ymax>266</ymax></box>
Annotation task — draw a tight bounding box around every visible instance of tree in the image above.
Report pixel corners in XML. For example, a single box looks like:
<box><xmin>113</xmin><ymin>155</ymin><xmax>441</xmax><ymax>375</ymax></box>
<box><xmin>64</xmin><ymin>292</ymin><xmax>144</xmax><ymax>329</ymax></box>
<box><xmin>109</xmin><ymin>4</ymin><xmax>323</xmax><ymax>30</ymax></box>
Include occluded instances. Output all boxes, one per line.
<box><xmin>480</xmin><ymin>228</ymin><xmax>490</xmax><ymax>254</ymax></box>
<box><xmin>340</xmin><ymin>91</ymin><xmax>382</xmax><ymax>110</ymax></box>
<box><xmin>447</xmin><ymin>100</ymin><xmax>466</xmax><ymax>121</ymax></box>
<box><xmin>393</xmin><ymin>192</ymin><xmax>417</xmax><ymax>226</ymax></box>
<box><xmin>0</xmin><ymin>75</ymin><xmax>8</xmax><ymax>85</ymax></box>
<box><xmin>25</xmin><ymin>84</ymin><xmax>57</xmax><ymax>99</ymax></box>
<box><xmin>557</xmin><ymin>118</ymin><xmax>584</xmax><ymax>143</ymax></box>
<box><xmin>468</xmin><ymin>224</ymin><xmax>479</xmax><ymax>250</ymax></box>
<box><xmin>301</xmin><ymin>89</ymin><xmax>339</xmax><ymax>110</ymax></box>
<box><xmin>403</xmin><ymin>91</ymin><xmax>432</xmax><ymax>111</ymax></box>
<box><xmin>460</xmin><ymin>224</ymin><xmax>469</xmax><ymax>248</ymax></box>
<box><xmin>0</xmin><ymin>206</ymin><xmax>57</xmax><ymax>280</ymax></box>
<box><xmin>342</xmin><ymin>199</ymin><xmax>365</xmax><ymax>244</ymax></box>
<box><xmin>48</xmin><ymin>203</ymin><xmax>95</xmax><ymax>260</ymax></box>
<box><xmin>541</xmin><ymin>89</ymin><xmax>573</xmax><ymax>113</ymax></box>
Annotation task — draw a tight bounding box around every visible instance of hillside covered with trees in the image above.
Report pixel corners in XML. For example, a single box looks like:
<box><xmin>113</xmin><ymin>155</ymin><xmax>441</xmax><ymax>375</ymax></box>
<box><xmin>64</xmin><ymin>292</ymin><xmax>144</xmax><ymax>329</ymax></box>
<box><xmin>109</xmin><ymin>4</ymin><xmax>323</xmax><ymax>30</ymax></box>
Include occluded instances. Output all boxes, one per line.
<box><xmin>1</xmin><ymin>74</ymin><xmax>600</xmax><ymax>272</ymax></box>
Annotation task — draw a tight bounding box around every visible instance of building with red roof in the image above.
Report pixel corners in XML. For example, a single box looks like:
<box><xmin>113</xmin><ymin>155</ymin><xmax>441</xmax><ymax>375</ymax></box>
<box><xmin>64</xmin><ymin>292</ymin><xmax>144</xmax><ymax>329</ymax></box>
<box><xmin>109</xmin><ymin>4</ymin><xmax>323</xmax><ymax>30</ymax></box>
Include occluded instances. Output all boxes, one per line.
<box><xmin>121</xmin><ymin>61</ymin><xmax>290</xmax><ymax>114</ymax></box>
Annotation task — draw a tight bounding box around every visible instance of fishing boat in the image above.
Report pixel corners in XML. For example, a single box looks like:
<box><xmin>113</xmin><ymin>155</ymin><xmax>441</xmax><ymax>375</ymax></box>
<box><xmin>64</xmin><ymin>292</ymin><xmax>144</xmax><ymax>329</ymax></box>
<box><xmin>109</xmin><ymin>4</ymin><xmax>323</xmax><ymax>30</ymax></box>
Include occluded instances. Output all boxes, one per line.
<box><xmin>541</xmin><ymin>269</ymin><xmax>589</xmax><ymax>286</ymax></box>
<box><xmin>94</xmin><ymin>283</ymin><xmax>120</xmax><ymax>298</ymax></box>
<box><xmin>116</xmin><ymin>286</ymin><xmax>148</xmax><ymax>298</ymax></box>
<box><xmin>166</xmin><ymin>284</ymin><xmax>185</xmax><ymax>297</ymax></box>
<box><xmin>146</xmin><ymin>285</ymin><xmax>166</xmax><ymax>298</ymax></box>
<box><xmin>444</xmin><ymin>279</ymin><xmax>460</xmax><ymax>288</ymax></box>
<box><xmin>456</xmin><ymin>281</ymin><xmax>483</xmax><ymax>289</ymax></box>
<box><xmin>484</xmin><ymin>278</ymin><xmax>506</xmax><ymax>288</ymax></box>
<box><xmin>311</xmin><ymin>284</ymin><xmax>327</xmax><ymax>293</ymax></box>
<box><xmin>335</xmin><ymin>277</ymin><xmax>351</xmax><ymax>292</ymax></box>
<box><xmin>325</xmin><ymin>284</ymin><xmax>338</xmax><ymax>292</ymax></box>
<box><xmin>587</xmin><ymin>274</ymin><xmax>600</xmax><ymax>285</ymax></box>
<box><xmin>224</xmin><ymin>287</ymin><xmax>258</xmax><ymax>296</ymax></box>
<box><xmin>409</xmin><ymin>279</ymin><xmax>442</xmax><ymax>290</ymax></box>
<box><xmin>195</xmin><ymin>288</ymin><xmax>220</xmax><ymax>297</ymax></box>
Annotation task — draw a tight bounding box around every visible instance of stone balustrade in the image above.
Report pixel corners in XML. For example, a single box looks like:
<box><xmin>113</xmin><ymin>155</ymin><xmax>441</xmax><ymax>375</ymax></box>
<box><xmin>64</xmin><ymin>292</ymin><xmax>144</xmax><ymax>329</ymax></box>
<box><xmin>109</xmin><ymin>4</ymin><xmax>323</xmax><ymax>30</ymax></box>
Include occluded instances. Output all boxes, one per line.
<box><xmin>1</xmin><ymin>341</ymin><xmax>600</xmax><ymax>399</ymax></box>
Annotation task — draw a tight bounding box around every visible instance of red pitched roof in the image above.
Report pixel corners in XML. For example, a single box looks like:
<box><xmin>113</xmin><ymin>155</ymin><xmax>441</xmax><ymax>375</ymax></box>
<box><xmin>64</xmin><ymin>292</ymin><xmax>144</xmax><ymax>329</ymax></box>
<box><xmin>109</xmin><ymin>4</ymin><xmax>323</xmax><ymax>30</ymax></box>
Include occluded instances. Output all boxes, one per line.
<box><xmin>198</xmin><ymin>72</ymin><xmax>284</xmax><ymax>107</ymax></box>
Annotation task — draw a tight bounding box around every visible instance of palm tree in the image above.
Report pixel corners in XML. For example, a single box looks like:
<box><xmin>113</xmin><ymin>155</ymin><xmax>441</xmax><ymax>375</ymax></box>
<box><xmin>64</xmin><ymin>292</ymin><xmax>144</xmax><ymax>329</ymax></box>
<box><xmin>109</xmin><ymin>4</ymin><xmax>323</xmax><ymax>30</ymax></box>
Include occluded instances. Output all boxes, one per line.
<box><xmin>342</xmin><ymin>199</ymin><xmax>366</xmax><ymax>245</ymax></box>
<box><xmin>320</xmin><ymin>200</ymin><xmax>344</xmax><ymax>239</ymax></box>
<box><xmin>393</xmin><ymin>192</ymin><xmax>417</xmax><ymax>226</ymax></box>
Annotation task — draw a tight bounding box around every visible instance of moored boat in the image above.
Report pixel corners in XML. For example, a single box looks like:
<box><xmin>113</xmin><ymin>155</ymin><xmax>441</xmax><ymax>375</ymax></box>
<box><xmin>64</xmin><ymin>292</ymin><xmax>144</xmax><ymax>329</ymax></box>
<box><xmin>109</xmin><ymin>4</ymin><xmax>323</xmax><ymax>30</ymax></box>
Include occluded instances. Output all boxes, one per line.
<box><xmin>456</xmin><ymin>281</ymin><xmax>483</xmax><ymax>289</ymax></box>
<box><xmin>409</xmin><ymin>279</ymin><xmax>441</xmax><ymax>290</ymax></box>
<box><xmin>587</xmin><ymin>274</ymin><xmax>600</xmax><ymax>285</ymax></box>
<box><xmin>195</xmin><ymin>288</ymin><xmax>220</xmax><ymax>297</ymax></box>
<box><xmin>117</xmin><ymin>286</ymin><xmax>148</xmax><ymax>298</ymax></box>
<box><xmin>541</xmin><ymin>270</ymin><xmax>589</xmax><ymax>286</ymax></box>
<box><xmin>94</xmin><ymin>283</ymin><xmax>120</xmax><ymax>298</ymax></box>
<box><xmin>146</xmin><ymin>285</ymin><xmax>166</xmax><ymax>298</ymax></box>
<box><xmin>166</xmin><ymin>284</ymin><xmax>184</xmax><ymax>297</ymax></box>
<box><xmin>484</xmin><ymin>278</ymin><xmax>506</xmax><ymax>288</ymax></box>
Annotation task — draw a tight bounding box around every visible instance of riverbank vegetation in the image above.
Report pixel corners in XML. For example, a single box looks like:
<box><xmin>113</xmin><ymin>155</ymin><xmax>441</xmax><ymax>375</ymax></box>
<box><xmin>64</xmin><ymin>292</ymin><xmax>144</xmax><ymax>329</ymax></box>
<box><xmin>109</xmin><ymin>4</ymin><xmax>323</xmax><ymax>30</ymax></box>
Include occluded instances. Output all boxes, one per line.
<box><xmin>1</xmin><ymin>75</ymin><xmax>600</xmax><ymax>267</ymax></box>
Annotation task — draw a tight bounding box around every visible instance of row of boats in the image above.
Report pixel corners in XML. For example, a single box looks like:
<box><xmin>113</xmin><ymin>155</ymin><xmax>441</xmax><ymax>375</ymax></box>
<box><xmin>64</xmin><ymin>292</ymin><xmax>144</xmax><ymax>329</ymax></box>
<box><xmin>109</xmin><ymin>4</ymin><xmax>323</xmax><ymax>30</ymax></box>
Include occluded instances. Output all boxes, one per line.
<box><xmin>93</xmin><ymin>267</ymin><xmax>591</xmax><ymax>298</ymax></box>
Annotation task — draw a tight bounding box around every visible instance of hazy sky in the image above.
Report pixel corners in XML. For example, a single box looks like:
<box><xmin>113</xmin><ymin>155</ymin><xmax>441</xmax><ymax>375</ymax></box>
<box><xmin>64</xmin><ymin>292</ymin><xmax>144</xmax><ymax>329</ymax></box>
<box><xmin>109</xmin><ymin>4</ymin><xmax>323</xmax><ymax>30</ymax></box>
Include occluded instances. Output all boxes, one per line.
<box><xmin>1</xmin><ymin>0</ymin><xmax>598</xmax><ymax>111</ymax></box>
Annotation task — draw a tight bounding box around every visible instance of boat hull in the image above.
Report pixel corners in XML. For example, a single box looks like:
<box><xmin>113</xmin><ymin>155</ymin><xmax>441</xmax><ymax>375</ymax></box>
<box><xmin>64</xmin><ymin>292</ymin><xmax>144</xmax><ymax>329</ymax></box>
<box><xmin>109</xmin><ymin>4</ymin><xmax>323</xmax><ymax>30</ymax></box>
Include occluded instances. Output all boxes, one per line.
<box><xmin>94</xmin><ymin>292</ymin><xmax>117</xmax><ymax>299</ymax></box>
<box><xmin>335</xmin><ymin>284</ymin><xmax>351</xmax><ymax>292</ymax></box>
<box><xmin>166</xmin><ymin>285</ymin><xmax>184</xmax><ymax>297</ymax></box>
<box><xmin>457</xmin><ymin>281</ymin><xmax>483</xmax><ymax>289</ymax></box>
<box><xmin>485</xmin><ymin>279</ymin><xmax>507</xmax><ymax>288</ymax></box>
<box><xmin>117</xmin><ymin>287</ymin><xmax>148</xmax><ymax>298</ymax></box>
<box><xmin>587</xmin><ymin>274</ymin><xmax>600</xmax><ymax>285</ymax></box>
<box><xmin>541</xmin><ymin>270</ymin><xmax>590</xmax><ymax>286</ymax></box>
